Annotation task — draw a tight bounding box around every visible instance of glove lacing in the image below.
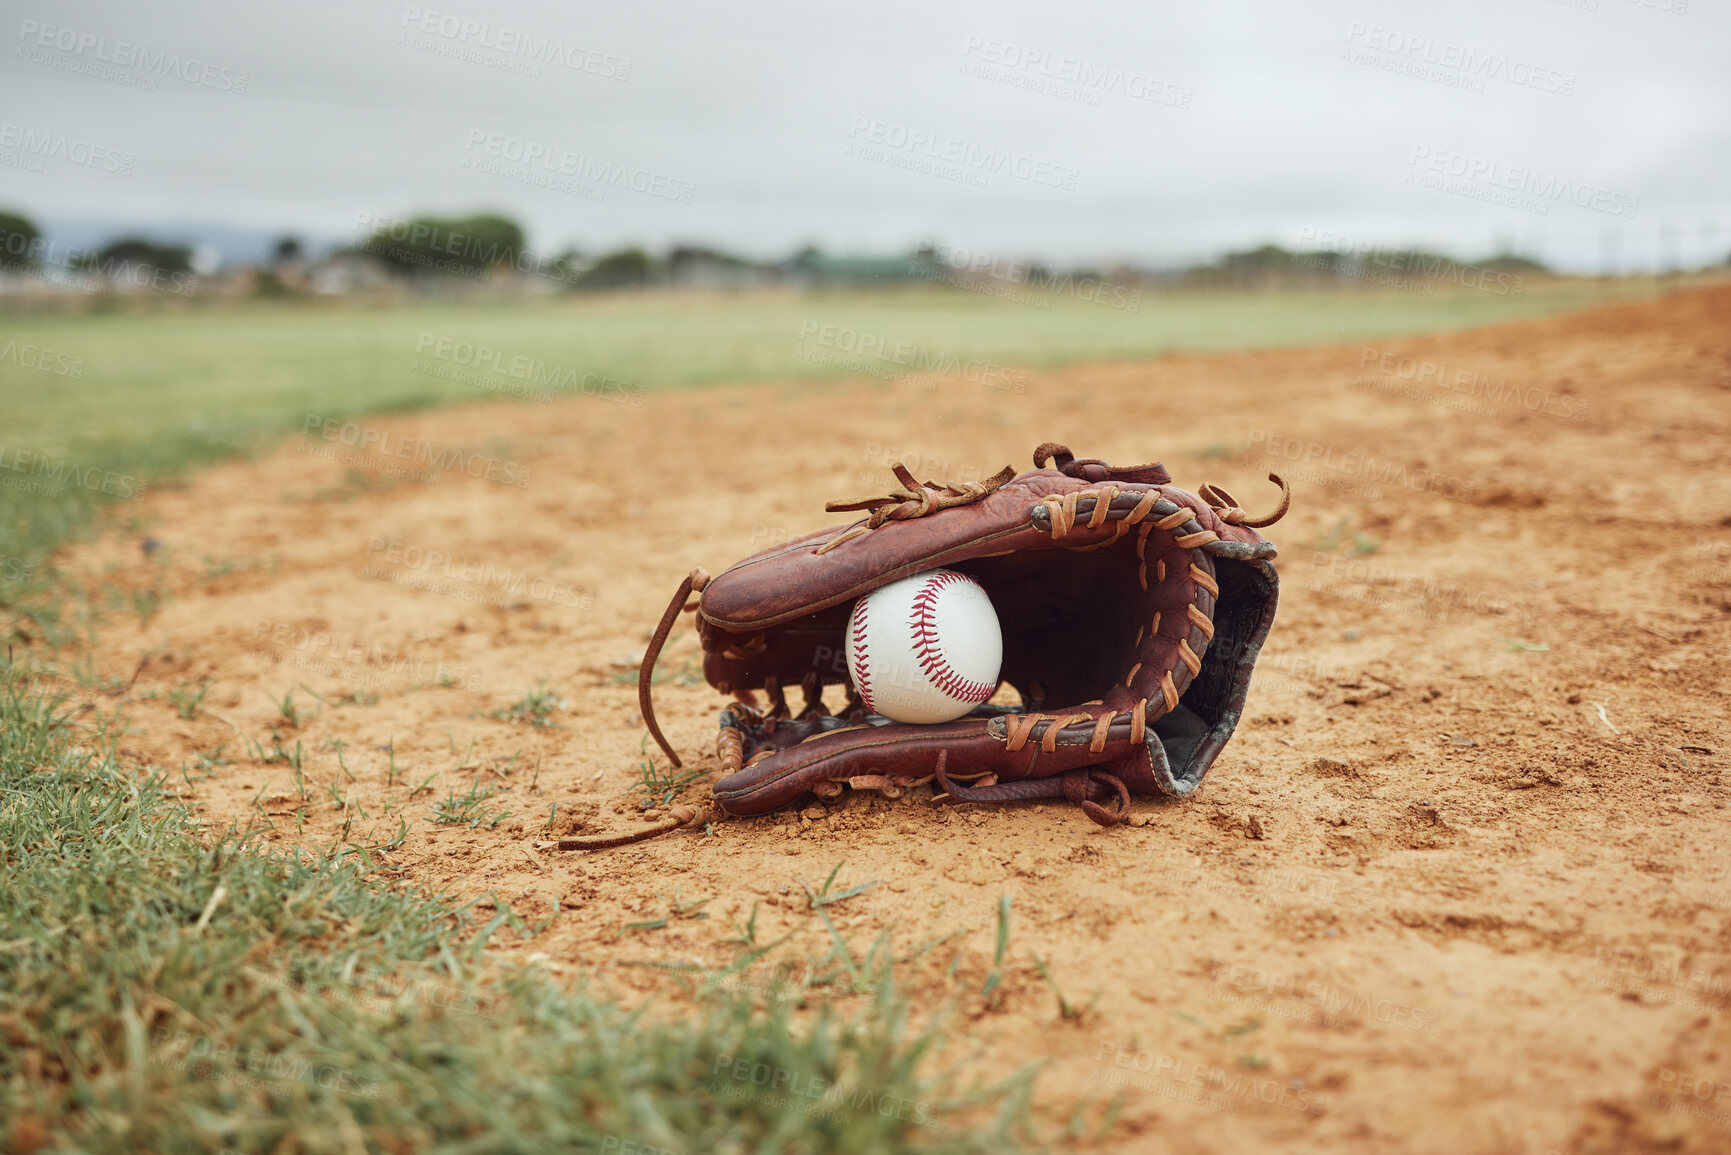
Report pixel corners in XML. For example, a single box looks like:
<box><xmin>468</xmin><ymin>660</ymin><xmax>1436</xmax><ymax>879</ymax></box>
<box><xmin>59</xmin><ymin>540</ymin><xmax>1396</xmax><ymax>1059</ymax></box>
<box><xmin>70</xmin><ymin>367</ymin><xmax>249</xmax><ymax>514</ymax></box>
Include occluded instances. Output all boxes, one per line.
<box><xmin>815</xmin><ymin>461</ymin><xmax>1016</xmax><ymax>554</ymax></box>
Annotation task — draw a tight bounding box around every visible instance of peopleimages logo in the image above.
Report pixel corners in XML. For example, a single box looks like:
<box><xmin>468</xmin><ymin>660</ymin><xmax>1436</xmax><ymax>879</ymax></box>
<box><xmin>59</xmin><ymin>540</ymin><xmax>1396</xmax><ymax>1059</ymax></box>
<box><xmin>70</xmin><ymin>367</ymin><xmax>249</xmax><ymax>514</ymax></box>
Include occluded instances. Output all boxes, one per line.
<box><xmin>845</xmin><ymin>117</ymin><xmax>1080</xmax><ymax>190</ymax></box>
<box><xmin>15</xmin><ymin>19</ymin><xmax>251</xmax><ymax>93</ymax></box>
<box><xmin>710</xmin><ymin>1055</ymin><xmax>938</xmax><ymax>1127</ymax></box>
<box><xmin>1408</xmin><ymin>146</ymin><xmax>1639</xmax><ymax>220</ymax></box>
<box><xmin>461</xmin><ymin>130</ymin><xmax>695</xmax><ymax>204</ymax></box>
<box><xmin>0</xmin><ymin>339</ymin><xmax>84</xmax><ymax>378</ymax></box>
<box><xmin>1246</xmin><ymin>429</ymin><xmax>1476</xmax><ymax>502</ymax></box>
<box><xmin>1090</xmin><ymin>1043</ymin><xmax>1327</xmax><ymax>1115</ymax></box>
<box><xmin>363</xmin><ymin>537</ymin><xmax>596</xmax><ymax>610</ymax></box>
<box><xmin>1357</xmin><ymin>346</ymin><xmax>1587</xmax><ymax>420</ymax></box>
<box><xmin>1207</xmin><ymin>962</ymin><xmax>1442</xmax><ymax>1035</ymax></box>
<box><xmin>399</xmin><ymin>7</ymin><xmax>631</xmax><ymax>79</ymax></box>
<box><xmin>1343</xmin><ymin>23</ymin><xmax>1576</xmax><ymax>96</ymax></box>
<box><xmin>1294</xmin><ymin>228</ymin><xmax>1526</xmax><ymax>299</ymax></box>
<box><xmin>795</xmin><ymin>320</ymin><xmax>1028</xmax><ymax>393</ymax></box>
<box><xmin>151</xmin><ymin>1028</ymin><xmax>380</xmax><ymax>1098</ymax></box>
<box><xmin>924</xmin><ymin>243</ymin><xmax>1142</xmax><ymax>311</ymax></box>
<box><xmin>0</xmin><ymin>121</ymin><xmax>135</xmax><ymax>175</ymax></box>
<box><xmin>0</xmin><ymin>446</ymin><xmax>144</xmax><ymax>500</ymax></box>
<box><xmin>0</xmin><ymin>232</ymin><xmax>199</xmax><ymax>296</ymax></box>
<box><xmin>1307</xmin><ymin>551</ymin><xmax>1542</xmax><ymax>622</ymax></box>
<box><xmin>413</xmin><ymin>332</ymin><xmax>645</xmax><ymax>405</ymax></box>
<box><xmin>300</xmin><ymin>415</ymin><xmax>531</xmax><ymax>488</ymax></box>
<box><xmin>958</xmin><ymin>36</ymin><xmax>1193</xmax><ymax>109</ymax></box>
<box><xmin>252</xmin><ymin>618</ymin><xmax>482</xmax><ymax>692</ymax></box>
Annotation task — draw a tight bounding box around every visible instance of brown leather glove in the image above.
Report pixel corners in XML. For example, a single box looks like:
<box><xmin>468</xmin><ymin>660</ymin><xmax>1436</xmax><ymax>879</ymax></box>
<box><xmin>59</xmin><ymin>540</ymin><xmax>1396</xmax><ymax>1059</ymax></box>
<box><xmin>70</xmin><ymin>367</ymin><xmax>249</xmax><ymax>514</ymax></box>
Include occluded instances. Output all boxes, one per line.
<box><xmin>571</xmin><ymin>444</ymin><xmax>1285</xmax><ymax>848</ymax></box>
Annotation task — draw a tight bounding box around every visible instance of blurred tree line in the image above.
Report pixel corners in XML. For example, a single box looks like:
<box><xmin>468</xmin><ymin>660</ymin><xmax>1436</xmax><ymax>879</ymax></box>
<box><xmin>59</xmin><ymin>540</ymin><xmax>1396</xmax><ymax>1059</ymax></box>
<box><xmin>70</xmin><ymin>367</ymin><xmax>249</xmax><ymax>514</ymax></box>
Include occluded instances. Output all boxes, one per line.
<box><xmin>0</xmin><ymin>209</ymin><xmax>194</xmax><ymax>276</ymax></box>
<box><xmin>3</xmin><ymin>205</ymin><xmax>1600</xmax><ymax>298</ymax></box>
<box><xmin>359</xmin><ymin>214</ymin><xmax>653</xmax><ymax>289</ymax></box>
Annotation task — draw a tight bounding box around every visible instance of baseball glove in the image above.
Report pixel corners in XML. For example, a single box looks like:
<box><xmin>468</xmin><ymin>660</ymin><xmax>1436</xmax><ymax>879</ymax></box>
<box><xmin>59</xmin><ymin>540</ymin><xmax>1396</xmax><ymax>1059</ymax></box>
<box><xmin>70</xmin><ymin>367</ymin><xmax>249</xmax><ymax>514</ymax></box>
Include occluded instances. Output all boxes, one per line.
<box><xmin>563</xmin><ymin>443</ymin><xmax>1285</xmax><ymax>849</ymax></box>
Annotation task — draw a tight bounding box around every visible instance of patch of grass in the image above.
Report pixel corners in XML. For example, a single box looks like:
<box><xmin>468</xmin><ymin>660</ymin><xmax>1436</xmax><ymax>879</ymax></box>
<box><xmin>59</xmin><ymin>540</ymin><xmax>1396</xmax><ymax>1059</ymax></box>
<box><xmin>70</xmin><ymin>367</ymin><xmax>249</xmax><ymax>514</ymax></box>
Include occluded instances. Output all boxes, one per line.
<box><xmin>1315</xmin><ymin>516</ymin><xmax>1381</xmax><ymax>556</ymax></box>
<box><xmin>426</xmin><ymin>774</ymin><xmax>512</xmax><ymax>829</ymax></box>
<box><xmin>637</xmin><ymin>739</ymin><xmax>707</xmax><ymax>808</ymax></box>
<box><xmin>806</xmin><ymin>861</ymin><xmax>883</xmax><ymax>911</ymax></box>
<box><xmin>124</xmin><ymin>583</ymin><xmax>166</xmax><ymax>625</ymax></box>
<box><xmin>180</xmin><ymin>744</ymin><xmax>228</xmax><ymax>786</ymax></box>
<box><xmin>267</xmin><ymin>687</ymin><xmax>311</xmax><ymax>729</ymax></box>
<box><xmin>0</xmin><ymin>654</ymin><xmax>1032</xmax><ymax>1152</ymax></box>
<box><xmin>165</xmin><ymin>678</ymin><xmax>210</xmax><ymax>720</ymax></box>
<box><xmin>619</xmin><ymin>890</ymin><xmax>713</xmax><ymax>936</ymax></box>
<box><xmin>246</xmin><ymin>735</ymin><xmax>303</xmax><ymax>771</ymax></box>
<box><xmin>488</xmin><ymin>682</ymin><xmax>567</xmax><ymax>728</ymax></box>
<box><xmin>616</xmin><ymin>654</ymin><xmax>705</xmax><ymax>687</ymax></box>
<box><xmin>982</xmin><ymin>897</ymin><xmax>1011</xmax><ymax>1009</ymax></box>
<box><xmin>1030</xmin><ymin>953</ymin><xmax>1099</xmax><ymax>1023</ymax></box>
<box><xmin>332</xmin><ymin>687</ymin><xmax>380</xmax><ymax>707</ymax></box>
<box><xmin>667</xmin><ymin>885</ymin><xmax>713</xmax><ymax>920</ymax></box>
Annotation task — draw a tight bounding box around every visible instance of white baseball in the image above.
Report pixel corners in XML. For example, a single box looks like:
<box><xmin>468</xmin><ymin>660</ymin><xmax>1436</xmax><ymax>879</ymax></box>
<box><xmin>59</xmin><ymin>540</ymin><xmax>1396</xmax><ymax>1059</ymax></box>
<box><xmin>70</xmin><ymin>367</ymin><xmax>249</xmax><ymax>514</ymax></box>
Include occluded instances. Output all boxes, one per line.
<box><xmin>846</xmin><ymin>569</ymin><xmax>1003</xmax><ymax>724</ymax></box>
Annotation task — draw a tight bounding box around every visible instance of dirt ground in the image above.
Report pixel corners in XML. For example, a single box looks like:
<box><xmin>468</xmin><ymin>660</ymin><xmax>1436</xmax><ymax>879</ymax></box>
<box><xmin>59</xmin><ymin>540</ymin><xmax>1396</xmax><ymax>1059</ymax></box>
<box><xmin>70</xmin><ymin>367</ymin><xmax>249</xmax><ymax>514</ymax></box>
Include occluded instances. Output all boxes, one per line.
<box><xmin>51</xmin><ymin>283</ymin><xmax>1731</xmax><ymax>1153</ymax></box>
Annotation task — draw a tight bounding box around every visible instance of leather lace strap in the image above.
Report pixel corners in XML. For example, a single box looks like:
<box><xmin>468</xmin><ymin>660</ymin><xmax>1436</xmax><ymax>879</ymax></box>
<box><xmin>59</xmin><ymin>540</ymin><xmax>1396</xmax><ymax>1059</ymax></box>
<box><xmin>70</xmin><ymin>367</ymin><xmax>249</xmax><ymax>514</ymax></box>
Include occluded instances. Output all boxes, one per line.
<box><xmin>639</xmin><ymin>567</ymin><xmax>710</xmax><ymax>768</ymax></box>
<box><xmin>816</xmin><ymin>460</ymin><xmax>1015</xmax><ymax>554</ymax></box>
<box><xmin>932</xmin><ymin>749</ymin><xmax>1132</xmax><ymax>828</ymax></box>
<box><xmin>1034</xmin><ymin>442</ymin><xmax>1172</xmax><ymax>486</ymax></box>
<box><xmin>554</xmin><ymin>805</ymin><xmax>723</xmax><ymax>850</ymax></box>
<box><xmin>1199</xmin><ymin>473</ymin><xmax>1290</xmax><ymax>528</ymax></box>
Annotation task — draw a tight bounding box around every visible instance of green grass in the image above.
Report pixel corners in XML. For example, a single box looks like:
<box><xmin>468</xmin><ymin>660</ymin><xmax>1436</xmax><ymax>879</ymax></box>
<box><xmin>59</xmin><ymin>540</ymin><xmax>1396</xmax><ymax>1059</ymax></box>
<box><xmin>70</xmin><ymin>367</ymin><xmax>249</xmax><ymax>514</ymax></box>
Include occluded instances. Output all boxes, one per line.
<box><xmin>2</xmin><ymin>279</ymin><xmax>1666</xmax><ymax>450</ymax></box>
<box><xmin>0</xmin><ymin>279</ymin><xmax>1673</xmax><ymax>611</ymax></box>
<box><xmin>487</xmin><ymin>682</ymin><xmax>568</xmax><ymax>728</ymax></box>
<box><xmin>0</xmin><ymin>655</ymin><xmax>1034</xmax><ymax>1152</ymax></box>
<box><xmin>426</xmin><ymin>774</ymin><xmax>513</xmax><ymax>829</ymax></box>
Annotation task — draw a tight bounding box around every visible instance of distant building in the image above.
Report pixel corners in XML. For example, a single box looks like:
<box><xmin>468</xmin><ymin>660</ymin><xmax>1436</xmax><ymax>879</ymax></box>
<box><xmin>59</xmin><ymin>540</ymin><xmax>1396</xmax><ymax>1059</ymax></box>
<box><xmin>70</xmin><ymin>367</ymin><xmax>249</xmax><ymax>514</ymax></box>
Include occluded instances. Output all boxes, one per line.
<box><xmin>667</xmin><ymin>246</ymin><xmax>774</xmax><ymax>289</ymax></box>
<box><xmin>311</xmin><ymin>252</ymin><xmax>395</xmax><ymax>295</ymax></box>
<box><xmin>782</xmin><ymin>250</ymin><xmax>939</xmax><ymax>287</ymax></box>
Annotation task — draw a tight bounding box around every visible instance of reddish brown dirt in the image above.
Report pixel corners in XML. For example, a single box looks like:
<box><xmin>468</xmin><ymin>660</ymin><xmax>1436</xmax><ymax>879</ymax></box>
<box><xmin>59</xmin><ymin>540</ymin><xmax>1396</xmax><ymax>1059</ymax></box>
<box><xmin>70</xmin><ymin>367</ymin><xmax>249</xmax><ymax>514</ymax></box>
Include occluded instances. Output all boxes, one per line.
<box><xmin>48</xmin><ymin>283</ymin><xmax>1731</xmax><ymax>1153</ymax></box>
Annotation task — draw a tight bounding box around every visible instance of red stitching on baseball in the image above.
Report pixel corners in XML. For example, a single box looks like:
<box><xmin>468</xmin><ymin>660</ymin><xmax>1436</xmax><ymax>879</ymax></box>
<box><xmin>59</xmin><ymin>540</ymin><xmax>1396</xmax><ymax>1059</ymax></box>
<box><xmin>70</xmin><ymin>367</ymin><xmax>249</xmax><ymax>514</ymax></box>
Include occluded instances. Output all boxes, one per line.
<box><xmin>910</xmin><ymin>572</ymin><xmax>995</xmax><ymax>704</ymax></box>
<box><xmin>849</xmin><ymin>598</ymin><xmax>877</xmax><ymax>713</ymax></box>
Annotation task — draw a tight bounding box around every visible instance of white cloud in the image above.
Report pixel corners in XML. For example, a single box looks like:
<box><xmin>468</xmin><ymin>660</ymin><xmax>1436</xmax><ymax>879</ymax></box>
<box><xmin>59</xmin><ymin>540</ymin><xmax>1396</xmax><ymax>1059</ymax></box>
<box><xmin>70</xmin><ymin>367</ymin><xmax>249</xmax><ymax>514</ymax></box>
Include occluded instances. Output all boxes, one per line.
<box><xmin>1</xmin><ymin>0</ymin><xmax>1725</xmax><ymax>272</ymax></box>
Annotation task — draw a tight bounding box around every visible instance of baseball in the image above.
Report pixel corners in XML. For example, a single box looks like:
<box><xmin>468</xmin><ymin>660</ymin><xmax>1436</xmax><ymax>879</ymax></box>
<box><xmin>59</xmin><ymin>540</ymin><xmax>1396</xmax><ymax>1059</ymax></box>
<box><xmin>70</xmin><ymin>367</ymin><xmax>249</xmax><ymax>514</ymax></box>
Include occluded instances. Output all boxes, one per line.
<box><xmin>845</xmin><ymin>568</ymin><xmax>1003</xmax><ymax>724</ymax></box>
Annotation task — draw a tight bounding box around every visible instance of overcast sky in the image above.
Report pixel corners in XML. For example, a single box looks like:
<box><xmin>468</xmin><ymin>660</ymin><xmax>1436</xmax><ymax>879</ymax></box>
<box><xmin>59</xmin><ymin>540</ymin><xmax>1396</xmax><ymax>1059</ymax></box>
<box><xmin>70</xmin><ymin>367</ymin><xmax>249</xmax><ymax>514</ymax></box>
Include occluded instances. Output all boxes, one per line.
<box><xmin>1</xmin><ymin>0</ymin><xmax>1726</xmax><ymax>272</ymax></box>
